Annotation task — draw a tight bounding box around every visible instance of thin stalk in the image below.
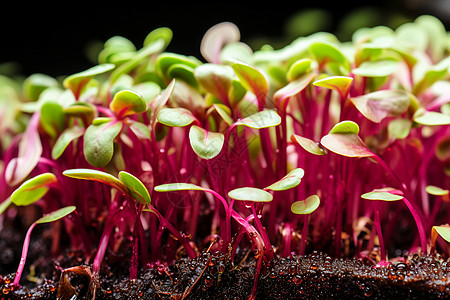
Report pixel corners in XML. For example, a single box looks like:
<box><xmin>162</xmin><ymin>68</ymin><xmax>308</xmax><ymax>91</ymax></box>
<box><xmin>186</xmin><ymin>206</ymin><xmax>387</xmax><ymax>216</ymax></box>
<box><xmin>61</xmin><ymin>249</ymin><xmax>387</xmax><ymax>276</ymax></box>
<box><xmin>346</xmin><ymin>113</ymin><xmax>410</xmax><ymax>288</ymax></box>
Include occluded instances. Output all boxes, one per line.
<box><xmin>299</xmin><ymin>215</ymin><xmax>309</xmax><ymax>256</ymax></box>
<box><xmin>374</xmin><ymin>201</ymin><xmax>386</xmax><ymax>260</ymax></box>
<box><xmin>402</xmin><ymin>197</ymin><xmax>428</xmax><ymax>254</ymax></box>
<box><xmin>146</xmin><ymin>205</ymin><xmax>197</xmax><ymax>259</ymax></box>
<box><xmin>13</xmin><ymin>222</ymin><xmax>37</xmax><ymax>286</ymax></box>
<box><xmin>259</xmin><ymin>127</ymin><xmax>275</xmax><ymax>182</ymax></box>
<box><xmin>282</xmin><ymin>222</ymin><xmax>293</xmax><ymax>257</ymax></box>
<box><xmin>372</xmin><ymin>154</ymin><xmax>427</xmax><ymax>253</ymax></box>
<box><xmin>93</xmin><ymin>213</ymin><xmax>119</xmax><ymax>275</ymax></box>
<box><xmin>250</xmin><ymin>203</ymin><xmax>273</xmax><ymax>260</ymax></box>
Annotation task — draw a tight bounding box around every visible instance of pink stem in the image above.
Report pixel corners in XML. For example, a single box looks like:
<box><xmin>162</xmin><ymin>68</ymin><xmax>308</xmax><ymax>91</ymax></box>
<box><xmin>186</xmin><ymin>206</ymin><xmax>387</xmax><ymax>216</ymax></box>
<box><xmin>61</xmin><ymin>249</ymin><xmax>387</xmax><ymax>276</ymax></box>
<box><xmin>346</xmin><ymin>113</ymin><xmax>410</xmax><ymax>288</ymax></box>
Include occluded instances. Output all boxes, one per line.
<box><xmin>13</xmin><ymin>222</ymin><xmax>37</xmax><ymax>286</ymax></box>
<box><xmin>299</xmin><ymin>215</ymin><xmax>309</xmax><ymax>256</ymax></box>
<box><xmin>374</xmin><ymin>202</ymin><xmax>386</xmax><ymax>260</ymax></box>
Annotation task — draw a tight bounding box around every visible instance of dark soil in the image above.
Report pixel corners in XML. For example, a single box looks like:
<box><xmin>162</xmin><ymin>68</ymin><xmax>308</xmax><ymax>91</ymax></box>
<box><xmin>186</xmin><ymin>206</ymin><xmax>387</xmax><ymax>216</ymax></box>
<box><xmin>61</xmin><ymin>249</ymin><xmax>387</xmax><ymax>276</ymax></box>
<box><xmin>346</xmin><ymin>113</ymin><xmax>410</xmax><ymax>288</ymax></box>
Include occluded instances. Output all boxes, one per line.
<box><xmin>1</xmin><ymin>248</ymin><xmax>449</xmax><ymax>299</ymax></box>
<box><xmin>1</xmin><ymin>215</ymin><xmax>449</xmax><ymax>299</ymax></box>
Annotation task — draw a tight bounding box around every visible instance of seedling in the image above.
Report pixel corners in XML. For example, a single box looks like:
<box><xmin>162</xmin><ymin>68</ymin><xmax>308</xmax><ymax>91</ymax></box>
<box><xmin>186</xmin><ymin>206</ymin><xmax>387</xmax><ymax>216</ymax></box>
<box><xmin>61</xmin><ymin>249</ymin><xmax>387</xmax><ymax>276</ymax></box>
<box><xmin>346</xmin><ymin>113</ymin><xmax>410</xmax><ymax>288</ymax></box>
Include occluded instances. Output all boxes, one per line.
<box><xmin>291</xmin><ymin>195</ymin><xmax>320</xmax><ymax>255</ymax></box>
<box><xmin>12</xmin><ymin>206</ymin><xmax>76</xmax><ymax>287</ymax></box>
<box><xmin>361</xmin><ymin>188</ymin><xmax>404</xmax><ymax>260</ymax></box>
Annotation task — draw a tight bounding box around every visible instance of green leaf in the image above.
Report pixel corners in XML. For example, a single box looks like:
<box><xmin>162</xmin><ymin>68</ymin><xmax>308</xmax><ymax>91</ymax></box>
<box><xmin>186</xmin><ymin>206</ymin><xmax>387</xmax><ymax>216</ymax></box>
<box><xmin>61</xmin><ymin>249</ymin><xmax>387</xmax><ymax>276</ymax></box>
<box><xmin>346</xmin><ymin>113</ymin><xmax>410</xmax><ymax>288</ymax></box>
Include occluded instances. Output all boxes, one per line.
<box><xmin>387</xmin><ymin>118</ymin><xmax>412</xmax><ymax>140</ymax></box>
<box><xmin>118</xmin><ymin>171</ymin><xmax>151</xmax><ymax>205</ymax></box>
<box><xmin>349</xmin><ymin>90</ymin><xmax>411</xmax><ymax>123</ymax></box>
<box><xmin>229</xmin><ymin>79</ymin><xmax>247</xmax><ymax>105</ymax></box>
<box><xmin>157</xmin><ymin>107</ymin><xmax>197</xmax><ymax>127</ymax></box>
<box><xmin>110</xmin><ymin>90</ymin><xmax>147</xmax><ymax>119</ymax></box>
<box><xmin>189</xmin><ymin>125</ymin><xmax>225</xmax><ymax>160</ymax></box>
<box><xmin>415</xmin><ymin>15</ymin><xmax>447</xmax><ymax>61</ymax></box>
<box><xmin>230</xmin><ymin>60</ymin><xmax>269</xmax><ymax>104</ymax></box>
<box><xmin>313</xmin><ymin>76</ymin><xmax>353</xmax><ymax>98</ymax></box>
<box><xmin>83</xmin><ymin>121</ymin><xmax>123</xmax><ymax>167</ymax></box>
<box><xmin>432</xmin><ymin>225</ymin><xmax>450</xmax><ymax>243</ymax></box>
<box><xmin>63</xmin><ymin>103</ymin><xmax>96</xmax><ymax>125</ymax></box>
<box><xmin>52</xmin><ymin>126</ymin><xmax>84</xmax><ymax>159</ymax></box>
<box><xmin>287</xmin><ymin>58</ymin><xmax>313</xmax><ymax>81</ymax></box>
<box><xmin>353</xmin><ymin>59</ymin><xmax>399</xmax><ymax>77</ymax></box>
<box><xmin>63</xmin><ymin>64</ymin><xmax>115</xmax><ymax>98</ymax></box>
<box><xmin>11</xmin><ymin>173</ymin><xmax>57</xmax><ymax>206</ymax></box>
<box><xmin>413</xmin><ymin>110</ymin><xmax>450</xmax><ymax>126</ymax></box>
<box><xmin>40</xmin><ymin>101</ymin><xmax>65</xmax><ymax>138</ymax></box>
<box><xmin>219</xmin><ymin>42</ymin><xmax>253</xmax><ymax>64</ymax></box>
<box><xmin>168</xmin><ymin>63</ymin><xmax>198</xmax><ymax>87</ymax></box>
<box><xmin>291</xmin><ymin>195</ymin><xmax>320</xmax><ymax>214</ymax></box>
<box><xmin>143</xmin><ymin>27</ymin><xmax>173</xmax><ymax>49</ymax></box>
<box><xmin>35</xmin><ymin>206</ymin><xmax>76</xmax><ymax>224</ymax></box>
<box><xmin>200</xmin><ymin>22</ymin><xmax>240</xmax><ymax>63</ymax></box>
<box><xmin>265</xmin><ymin>168</ymin><xmax>305</xmax><ymax>191</ymax></box>
<box><xmin>320</xmin><ymin>133</ymin><xmax>374</xmax><ymax>158</ymax></box>
<box><xmin>99</xmin><ymin>36</ymin><xmax>136</xmax><ymax>64</ymax></box>
<box><xmin>273</xmin><ymin>72</ymin><xmax>316</xmax><ymax>104</ymax></box>
<box><xmin>425</xmin><ymin>185</ymin><xmax>449</xmax><ymax>196</ymax></box>
<box><xmin>23</xmin><ymin>73</ymin><xmax>59</xmax><ymax>101</ymax></box>
<box><xmin>329</xmin><ymin>120</ymin><xmax>360</xmax><ymax>135</ymax></box>
<box><xmin>128</xmin><ymin>120</ymin><xmax>151</xmax><ymax>140</ymax></box>
<box><xmin>212</xmin><ymin>104</ymin><xmax>234</xmax><ymax>126</ymax></box>
<box><xmin>309</xmin><ymin>41</ymin><xmax>347</xmax><ymax>69</ymax></box>
<box><xmin>234</xmin><ymin>110</ymin><xmax>281</xmax><ymax>129</ymax></box>
<box><xmin>154</xmin><ymin>183</ymin><xmax>206</xmax><ymax>192</ymax></box>
<box><xmin>195</xmin><ymin>64</ymin><xmax>234</xmax><ymax>102</ymax></box>
<box><xmin>361</xmin><ymin>189</ymin><xmax>403</xmax><ymax>201</ymax></box>
<box><xmin>109</xmin><ymin>39</ymin><xmax>166</xmax><ymax>84</ymax></box>
<box><xmin>0</xmin><ymin>197</ymin><xmax>12</xmax><ymax>215</ymax></box>
<box><xmin>413</xmin><ymin>57</ymin><xmax>450</xmax><ymax>95</ymax></box>
<box><xmin>133</xmin><ymin>82</ymin><xmax>161</xmax><ymax>106</ymax></box>
<box><xmin>291</xmin><ymin>134</ymin><xmax>327</xmax><ymax>155</ymax></box>
<box><xmin>63</xmin><ymin>168</ymin><xmax>127</xmax><ymax>195</ymax></box>
<box><xmin>156</xmin><ymin>53</ymin><xmax>201</xmax><ymax>82</ymax></box>
<box><xmin>228</xmin><ymin>187</ymin><xmax>273</xmax><ymax>203</ymax></box>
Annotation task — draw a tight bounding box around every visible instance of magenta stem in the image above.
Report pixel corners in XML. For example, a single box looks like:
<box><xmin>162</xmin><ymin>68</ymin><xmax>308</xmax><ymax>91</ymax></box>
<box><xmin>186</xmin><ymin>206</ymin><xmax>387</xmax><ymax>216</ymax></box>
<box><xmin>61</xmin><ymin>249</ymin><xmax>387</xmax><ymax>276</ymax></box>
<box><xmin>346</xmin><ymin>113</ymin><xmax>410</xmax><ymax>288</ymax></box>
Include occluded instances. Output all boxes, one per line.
<box><xmin>250</xmin><ymin>203</ymin><xmax>273</xmax><ymax>260</ymax></box>
<box><xmin>13</xmin><ymin>222</ymin><xmax>37</xmax><ymax>286</ymax></box>
<box><xmin>373</xmin><ymin>154</ymin><xmax>427</xmax><ymax>253</ymax></box>
<box><xmin>147</xmin><ymin>205</ymin><xmax>197</xmax><ymax>259</ymax></box>
<box><xmin>374</xmin><ymin>202</ymin><xmax>386</xmax><ymax>260</ymax></box>
<box><xmin>299</xmin><ymin>215</ymin><xmax>309</xmax><ymax>256</ymax></box>
<box><xmin>402</xmin><ymin>197</ymin><xmax>428</xmax><ymax>254</ymax></box>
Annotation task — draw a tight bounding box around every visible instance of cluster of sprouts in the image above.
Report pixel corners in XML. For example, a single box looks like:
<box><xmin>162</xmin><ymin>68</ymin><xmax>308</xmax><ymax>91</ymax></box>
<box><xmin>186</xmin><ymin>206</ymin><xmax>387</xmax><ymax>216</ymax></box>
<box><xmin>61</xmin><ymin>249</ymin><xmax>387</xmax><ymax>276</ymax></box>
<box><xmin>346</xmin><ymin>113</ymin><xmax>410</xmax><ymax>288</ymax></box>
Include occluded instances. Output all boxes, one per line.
<box><xmin>1</xmin><ymin>15</ymin><xmax>449</xmax><ymax>299</ymax></box>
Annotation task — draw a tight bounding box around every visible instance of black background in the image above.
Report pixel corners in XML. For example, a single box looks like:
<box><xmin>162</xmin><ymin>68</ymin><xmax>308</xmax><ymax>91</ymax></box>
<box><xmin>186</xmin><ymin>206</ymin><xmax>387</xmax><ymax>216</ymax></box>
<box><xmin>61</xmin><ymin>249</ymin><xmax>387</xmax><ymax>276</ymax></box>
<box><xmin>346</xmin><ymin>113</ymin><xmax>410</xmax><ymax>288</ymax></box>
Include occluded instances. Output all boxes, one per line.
<box><xmin>1</xmin><ymin>1</ymin><xmax>448</xmax><ymax>78</ymax></box>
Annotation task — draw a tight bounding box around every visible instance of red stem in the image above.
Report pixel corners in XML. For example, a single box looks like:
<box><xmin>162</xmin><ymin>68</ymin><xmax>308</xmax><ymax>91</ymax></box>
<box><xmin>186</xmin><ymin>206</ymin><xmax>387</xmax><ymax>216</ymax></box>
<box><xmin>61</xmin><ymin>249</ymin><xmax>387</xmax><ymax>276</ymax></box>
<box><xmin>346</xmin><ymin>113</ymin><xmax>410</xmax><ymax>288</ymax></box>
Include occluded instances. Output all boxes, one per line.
<box><xmin>13</xmin><ymin>222</ymin><xmax>37</xmax><ymax>286</ymax></box>
<box><xmin>374</xmin><ymin>202</ymin><xmax>386</xmax><ymax>260</ymax></box>
<box><xmin>299</xmin><ymin>215</ymin><xmax>309</xmax><ymax>256</ymax></box>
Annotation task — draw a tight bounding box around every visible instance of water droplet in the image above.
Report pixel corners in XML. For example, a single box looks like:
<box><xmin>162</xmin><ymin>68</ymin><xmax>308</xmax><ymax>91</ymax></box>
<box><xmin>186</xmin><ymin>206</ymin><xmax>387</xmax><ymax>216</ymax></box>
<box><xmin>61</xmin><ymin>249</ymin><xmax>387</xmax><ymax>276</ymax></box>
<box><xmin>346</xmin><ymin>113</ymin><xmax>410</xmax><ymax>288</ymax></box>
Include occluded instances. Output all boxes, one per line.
<box><xmin>204</xmin><ymin>275</ymin><xmax>214</xmax><ymax>288</ymax></box>
<box><xmin>292</xmin><ymin>275</ymin><xmax>303</xmax><ymax>284</ymax></box>
<box><xmin>364</xmin><ymin>288</ymin><xmax>373</xmax><ymax>297</ymax></box>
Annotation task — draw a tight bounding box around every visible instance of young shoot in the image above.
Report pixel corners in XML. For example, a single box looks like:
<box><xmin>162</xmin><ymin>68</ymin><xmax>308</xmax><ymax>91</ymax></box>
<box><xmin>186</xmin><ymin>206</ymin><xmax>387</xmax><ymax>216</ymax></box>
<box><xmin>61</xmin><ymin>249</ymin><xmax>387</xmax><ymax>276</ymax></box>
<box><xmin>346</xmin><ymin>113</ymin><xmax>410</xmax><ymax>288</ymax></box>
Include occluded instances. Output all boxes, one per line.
<box><xmin>13</xmin><ymin>206</ymin><xmax>76</xmax><ymax>287</ymax></box>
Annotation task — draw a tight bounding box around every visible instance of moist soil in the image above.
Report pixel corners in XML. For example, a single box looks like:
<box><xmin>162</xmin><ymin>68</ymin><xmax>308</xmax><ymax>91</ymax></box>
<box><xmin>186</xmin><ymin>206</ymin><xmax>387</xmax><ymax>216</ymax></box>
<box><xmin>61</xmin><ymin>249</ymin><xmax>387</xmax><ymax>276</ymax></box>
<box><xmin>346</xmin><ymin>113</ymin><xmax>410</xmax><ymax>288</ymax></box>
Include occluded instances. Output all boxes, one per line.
<box><xmin>1</xmin><ymin>217</ymin><xmax>449</xmax><ymax>299</ymax></box>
